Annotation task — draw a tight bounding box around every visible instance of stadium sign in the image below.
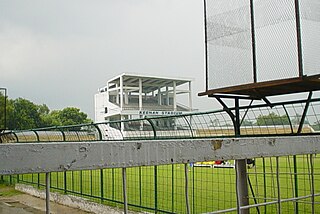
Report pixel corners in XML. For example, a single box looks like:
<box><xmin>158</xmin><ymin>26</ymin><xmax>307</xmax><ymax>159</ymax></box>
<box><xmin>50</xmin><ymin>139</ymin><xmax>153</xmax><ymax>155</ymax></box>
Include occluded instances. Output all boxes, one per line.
<box><xmin>139</xmin><ymin>110</ymin><xmax>183</xmax><ymax>116</ymax></box>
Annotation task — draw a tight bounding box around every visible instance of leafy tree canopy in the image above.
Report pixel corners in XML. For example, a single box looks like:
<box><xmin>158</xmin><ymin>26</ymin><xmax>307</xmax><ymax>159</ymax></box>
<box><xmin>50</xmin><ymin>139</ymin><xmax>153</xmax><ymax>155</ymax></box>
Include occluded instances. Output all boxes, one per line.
<box><xmin>256</xmin><ymin>112</ymin><xmax>290</xmax><ymax>126</ymax></box>
<box><xmin>0</xmin><ymin>94</ymin><xmax>92</xmax><ymax>130</ymax></box>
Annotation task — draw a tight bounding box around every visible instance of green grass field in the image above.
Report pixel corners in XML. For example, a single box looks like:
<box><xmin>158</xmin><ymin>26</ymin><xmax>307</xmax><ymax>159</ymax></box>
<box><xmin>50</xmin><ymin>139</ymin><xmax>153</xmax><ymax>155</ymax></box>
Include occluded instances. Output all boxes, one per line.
<box><xmin>6</xmin><ymin>155</ymin><xmax>320</xmax><ymax>214</ymax></box>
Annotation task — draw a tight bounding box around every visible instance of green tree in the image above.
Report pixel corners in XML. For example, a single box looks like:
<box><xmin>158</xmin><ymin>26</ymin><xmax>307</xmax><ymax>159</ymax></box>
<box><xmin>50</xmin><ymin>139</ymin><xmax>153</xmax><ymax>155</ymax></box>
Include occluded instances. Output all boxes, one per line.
<box><xmin>0</xmin><ymin>91</ymin><xmax>6</xmax><ymax>130</ymax></box>
<box><xmin>2</xmin><ymin>94</ymin><xmax>92</xmax><ymax>130</ymax></box>
<box><xmin>50</xmin><ymin>107</ymin><xmax>92</xmax><ymax>126</ymax></box>
<box><xmin>256</xmin><ymin>112</ymin><xmax>290</xmax><ymax>126</ymax></box>
<box><xmin>7</xmin><ymin>98</ymin><xmax>42</xmax><ymax>130</ymax></box>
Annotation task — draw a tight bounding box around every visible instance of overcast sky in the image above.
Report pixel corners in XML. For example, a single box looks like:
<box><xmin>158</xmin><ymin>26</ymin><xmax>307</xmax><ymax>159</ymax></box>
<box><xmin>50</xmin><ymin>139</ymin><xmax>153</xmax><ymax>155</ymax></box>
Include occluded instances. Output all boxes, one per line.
<box><xmin>0</xmin><ymin>0</ymin><xmax>220</xmax><ymax>119</ymax></box>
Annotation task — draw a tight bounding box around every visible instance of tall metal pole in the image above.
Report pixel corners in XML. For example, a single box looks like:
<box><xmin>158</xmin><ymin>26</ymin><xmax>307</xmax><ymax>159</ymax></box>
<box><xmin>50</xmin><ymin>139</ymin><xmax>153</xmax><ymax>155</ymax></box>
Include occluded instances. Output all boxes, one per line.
<box><xmin>0</xmin><ymin>88</ymin><xmax>6</xmax><ymax>182</ymax></box>
<box><xmin>0</xmin><ymin>88</ymin><xmax>7</xmax><ymax>130</ymax></box>
<box><xmin>250</xmin><ymin>0</ymin><xmax>257</xmax><ymax>83</ymax></box>
<box><xmin>294</xmin><ymin>0</ymin><xmax>304</xmax><ymax>77</ymax></box>
<box><xmin>203</xmin><ymin>0</ymin><xmax>209</xmax><ymax>91</ymax></box>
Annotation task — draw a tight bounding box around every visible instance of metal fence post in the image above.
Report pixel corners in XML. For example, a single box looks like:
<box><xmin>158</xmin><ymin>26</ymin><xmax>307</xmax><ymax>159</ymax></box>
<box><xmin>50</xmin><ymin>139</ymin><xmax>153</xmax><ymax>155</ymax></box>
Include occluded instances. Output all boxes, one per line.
<box><xmin>122</xmin><ymin>168</ymin><xmax>128</xmax><ymax>214</ymax></box>
<box><xmin>90</xmin><ymin>170</ymin><xmax>93</xmax><ymax>195</ymax></box>
<box><xmin>100</xmin><ymin>169</ymin><xmax>104</xmax><ymax>201</ymax></box>
<box><xmin>45</xmin><ymin>172</ymin><xmax>50</xmax><ymax>214</ymax></box>
<box><xmin>64</xmin><ymin>171</ymin><xmax>67</xmax><ymax>194</ymax></box>
<box><xmin>154</xmin><ymin>165</ymin><xmax>158</xmax><ymax>213</ymax></box>
<box><xmin>139</xmin><ymin>166</ymin><xmax>142</xmax><ymax>206</ymax></box>
<box><xmin>263</xmin><ymin>158</ymin><xmax>267</xmax><ymax>213</ymax></box>
<box><xmin>276</xmin><ymin>157</ymin><xmax>281</xmax><ymax>214</ymax></box>
<box><xmin>80</xmin><ymin>170</ymin><xmax>83</xmax><ymax>195</ymax></box>
<box><xmin>184</xmin><ymin>163</ymin><xmax>190</xmax><ymax>214</ymax></box>
<box><xmin>172</xmin><ymin>164</ymin><xmax>175</xmax><ymax>213</ymax></box>
<box><xmin>310</xmin><ymin>154</ymin><xmax>314</xmax><ymax>214</ymax></box>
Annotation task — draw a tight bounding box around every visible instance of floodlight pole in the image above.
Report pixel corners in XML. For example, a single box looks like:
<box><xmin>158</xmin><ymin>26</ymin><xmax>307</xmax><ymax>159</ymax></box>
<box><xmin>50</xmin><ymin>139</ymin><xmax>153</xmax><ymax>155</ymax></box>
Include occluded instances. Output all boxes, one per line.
<box><xmin>203</xmin><ymin>0</ymin><xmax>209</xmax><ymax>91</ymax></box>
<box><xmin>0</xmin><ymin>88</ymin><xmax>7</xmax><ymax>131</ymax></box>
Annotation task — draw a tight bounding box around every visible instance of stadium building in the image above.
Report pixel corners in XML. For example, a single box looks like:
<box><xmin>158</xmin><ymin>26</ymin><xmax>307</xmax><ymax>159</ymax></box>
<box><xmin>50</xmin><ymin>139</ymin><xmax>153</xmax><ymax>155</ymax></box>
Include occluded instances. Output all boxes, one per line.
<box><xmin>94</xmin><ymin>73</ymin><xmax>194</xmax><ymax>123</ymax></box>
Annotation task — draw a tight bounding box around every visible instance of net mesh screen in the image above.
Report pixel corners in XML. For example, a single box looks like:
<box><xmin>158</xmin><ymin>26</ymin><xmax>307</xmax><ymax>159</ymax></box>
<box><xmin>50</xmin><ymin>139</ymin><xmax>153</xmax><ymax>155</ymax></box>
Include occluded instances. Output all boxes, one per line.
<box><xmin>254</xmin><ymin>0</ymin><xmax>298</xmax><ymax>82</ymax></box>
<box><xmin>206</xmin><ymin>0</ymin><xmax>253</xmax><ymax>89</ymax></box>
<box><xmin>205</xmin><ymin>0</ymin><xmax>319</xmax><ymax>90</ymax></box>
<box><xmin>300</xmin><ymin>0</ymin><xmax>320</xmax><ymax>76</ymax></box>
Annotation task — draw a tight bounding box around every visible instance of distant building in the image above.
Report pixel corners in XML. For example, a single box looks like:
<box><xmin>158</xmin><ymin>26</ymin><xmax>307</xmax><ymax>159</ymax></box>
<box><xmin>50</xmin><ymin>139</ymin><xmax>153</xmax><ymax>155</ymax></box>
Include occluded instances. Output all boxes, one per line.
<box><xmin>94</xmin><ymin>73</ymin><xmax>194</xmax><ymax>123</ymax></box>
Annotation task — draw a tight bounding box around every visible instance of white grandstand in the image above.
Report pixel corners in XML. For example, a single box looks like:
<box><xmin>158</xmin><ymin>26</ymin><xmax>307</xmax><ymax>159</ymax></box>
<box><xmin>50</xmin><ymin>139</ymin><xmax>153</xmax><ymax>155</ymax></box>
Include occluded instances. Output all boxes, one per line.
<box><xmin>94</xmin><ymin>73</ymin><xmax>194</xmax><ymax>124</ymax></box>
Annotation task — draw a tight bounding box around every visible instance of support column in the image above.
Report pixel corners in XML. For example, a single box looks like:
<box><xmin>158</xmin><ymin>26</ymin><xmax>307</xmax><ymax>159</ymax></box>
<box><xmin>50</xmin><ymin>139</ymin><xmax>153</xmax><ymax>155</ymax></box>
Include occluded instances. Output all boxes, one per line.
<box><xmin>236</xmin><ymin>160</ymin><xmax>249</xmax><ymax>214</ymax></box>
<box><xmin>166</xmin><ymin>86</ymin><xmax>169</xmax><ymax>105</ymax></box>
<box><xmin>158</xmin><ymin>87</ymin><xmax>162</xmax><ymax>105</ymax></box>
<box><xmin>120</xmin><ymin>76</ymin><xmax>123</xmax><ymax>110</ymax></box>
<box><xmin>121</xmin><ymin>115</ymin><xmax>125</xmax><ymax>133</ymax></box>
<box><xmin>234</xmin><ymin>98</ymin><xmax>249</xmax><ymax>214</ymax></box>
<box><xmin>188</xmin><ymin>81</ymin><xmax>192</xmax><ymax>111</ymax></box>
<box><xmin>106</xmin><ymin>82</ymin><xmax>110</xmax><ymax>102</ymax></box>
<box><xmin>173</xmin><ymin>81</ymin><xmax>177</xmax><ymax>111</ymax></box>
<box><xmin>139</xmin><ymin>78</ymin><xmax>142</xmax><ymax>111</ymax></box>
<box><xmin>116</xmin><ymin>84</ymin><xmax>119</xmax><ymax>104</ymax></box>
<box><xmin>139</xmin><ymin>78</ymin><xmax>143</xmax><ymax>130</ymax></box>
<box><xmin>124</xmin><ymin>91</ymin><xmax>129</xmax><ymax>105</ymax></box>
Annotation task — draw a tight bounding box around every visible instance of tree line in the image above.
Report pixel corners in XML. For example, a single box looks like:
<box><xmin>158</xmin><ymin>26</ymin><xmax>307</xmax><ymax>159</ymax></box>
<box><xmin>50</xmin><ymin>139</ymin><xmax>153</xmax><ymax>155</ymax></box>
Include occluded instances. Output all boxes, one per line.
<box><xmin>0</xmin><ymin>92</ymin><xmax>92</xmax><ymax>130</ymax></box>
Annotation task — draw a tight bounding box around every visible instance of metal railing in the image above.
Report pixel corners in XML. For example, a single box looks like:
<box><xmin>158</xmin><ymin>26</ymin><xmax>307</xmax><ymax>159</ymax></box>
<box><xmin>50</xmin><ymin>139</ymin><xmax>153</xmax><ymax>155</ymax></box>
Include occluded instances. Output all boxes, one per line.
<box><xmin>1</xmin><ymin>96</ymin><xmax>319</xmax><ymax>144</ymax></box>
<box><xmin>1</xmin><ymin>138</ymin><xmax>319</xmax><ymax>214</ymax></box>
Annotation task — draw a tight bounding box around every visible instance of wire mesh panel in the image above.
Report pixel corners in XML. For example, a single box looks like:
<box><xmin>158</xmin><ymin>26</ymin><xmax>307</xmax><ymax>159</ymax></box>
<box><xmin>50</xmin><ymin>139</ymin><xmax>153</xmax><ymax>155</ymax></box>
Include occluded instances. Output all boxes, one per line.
<box><xmin>248</xmin><ymin>155</ymin><xmax>320</xmax><ymax>213</ymax></box>
<box><xmin>204</xmin><ymin>0</ymin><xmax>320</xmax><ymax>92</ymax></box>
<box><xmin>254</xmin><ymin>0</ymin><xmax>299</xmax><ymax>82</ymax></box>
<box><xmin>205</xmin><ymin>0</ymin><xmax>254</xmax><ymax>89</ymax></box>
<box><xmin>8</xmin><ymin>154</ymin><xmax>318</xmax><ymax>214</ymax></box>
<box><xmin>300</xmin><ymin>0</ymin><xmax>320</xmax><ymax>76</ymax></box>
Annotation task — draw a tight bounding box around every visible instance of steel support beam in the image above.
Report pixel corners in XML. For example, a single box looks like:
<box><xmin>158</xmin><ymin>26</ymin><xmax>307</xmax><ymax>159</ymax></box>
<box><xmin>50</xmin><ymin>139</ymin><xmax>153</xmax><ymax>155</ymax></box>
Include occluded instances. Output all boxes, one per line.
<box><xmin>0</xmin><ymin>136</ymin><xmax>319</xmax><ymax>175</ymax></box>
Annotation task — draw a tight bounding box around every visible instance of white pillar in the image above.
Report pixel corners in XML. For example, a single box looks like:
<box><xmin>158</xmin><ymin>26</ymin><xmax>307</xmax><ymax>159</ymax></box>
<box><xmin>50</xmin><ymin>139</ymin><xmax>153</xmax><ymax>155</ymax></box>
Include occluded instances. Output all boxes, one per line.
<box><xmin>139</xmin><ymin>78</ymin><xmax>142</xmax><ymax>111</ymax></box>
<box><xmin>158</xmin><ymin>87</ymin><xmax>162</xmax><ymax>105</ymax></box>
<box><xmin>106</xmin><ymin>82</ymin><xmax>110</xmax><ymax>102</ymax></box>
<box><xmin>116</xmin><ymin>84</ymin><xmax>119</xmax><ymax>104</ymax></box>
<box><xmin>166</xmin><ymin>86</ymin><xmax>169</xmax><ymax>105</ymax></box>
<box><xmin>124</xmin><ymin>91</ymin><xmax>129</xmax><ymax>105</ymax></box>
<box><xmin>139</xmin><ymin>78</ymin><xmax>143</xmax><ymax>130</ymax></box>
<box><xmin>120</xmin><ymin>115</ymin><xmax>125</xmax><ymax>133</ymax></box>
<box><xmin>188</xmin><ymin>81</ymin><xmax>192</xmax><ymax>111</ymax></box>
<box><xmin>120</xmin><ymin>76</ymin><xmax>123</xmax><ymax>109</ymax></box>
<box><xmin>173</xmin><ymin>81</ymin><xmax>177</xmax><ymax>111</ymax></box>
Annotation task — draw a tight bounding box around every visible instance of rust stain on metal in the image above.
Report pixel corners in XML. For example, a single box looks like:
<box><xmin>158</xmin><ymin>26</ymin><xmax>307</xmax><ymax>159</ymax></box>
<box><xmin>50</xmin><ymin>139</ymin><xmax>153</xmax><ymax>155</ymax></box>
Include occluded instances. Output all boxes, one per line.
<box><xmin>136</xmin><ymin>142</ymin><xmax>142</xmax><ymax>150</ymax></box>
<box><xmin>79</xmin><ymin>146</ymin><xmax>87</xmax><ymax>152</ymax></box>
<box><xmin>269</xmin><ymin>139</ymin><xmax>276</xmax><ymax>146</ymax></box>
<box><xmin>212</xmin><ymin>140</ymin><xmax>223</xmax><ymax>150</ymax></box>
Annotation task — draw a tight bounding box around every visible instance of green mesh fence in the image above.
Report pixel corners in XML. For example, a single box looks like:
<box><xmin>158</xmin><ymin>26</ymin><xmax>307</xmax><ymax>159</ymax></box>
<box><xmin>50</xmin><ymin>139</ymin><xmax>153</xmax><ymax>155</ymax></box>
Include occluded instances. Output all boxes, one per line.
<box><xmin>1</xmin><ymin>97</ymin><xmax>320</xmax><ymax>143</ymax></box>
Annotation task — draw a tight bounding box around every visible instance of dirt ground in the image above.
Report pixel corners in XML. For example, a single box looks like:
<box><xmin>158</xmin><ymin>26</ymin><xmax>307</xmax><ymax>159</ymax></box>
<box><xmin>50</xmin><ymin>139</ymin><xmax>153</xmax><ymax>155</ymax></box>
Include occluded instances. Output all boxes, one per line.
<box><xmin>0</xmin><ymin>184</ymin><xmax>92</xmax><ymax>214</ymax></box>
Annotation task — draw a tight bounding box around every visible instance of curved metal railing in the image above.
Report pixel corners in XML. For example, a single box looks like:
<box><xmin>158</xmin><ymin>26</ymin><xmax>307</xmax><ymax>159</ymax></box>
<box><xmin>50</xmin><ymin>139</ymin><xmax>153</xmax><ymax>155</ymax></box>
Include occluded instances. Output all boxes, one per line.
<box><xmin>1</xmin><ymin>96</ymin><xmax>320</xmax><ymax>143</ymax></box>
